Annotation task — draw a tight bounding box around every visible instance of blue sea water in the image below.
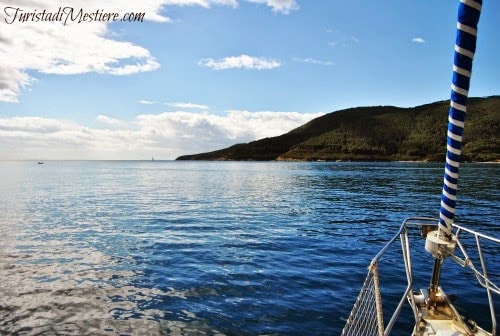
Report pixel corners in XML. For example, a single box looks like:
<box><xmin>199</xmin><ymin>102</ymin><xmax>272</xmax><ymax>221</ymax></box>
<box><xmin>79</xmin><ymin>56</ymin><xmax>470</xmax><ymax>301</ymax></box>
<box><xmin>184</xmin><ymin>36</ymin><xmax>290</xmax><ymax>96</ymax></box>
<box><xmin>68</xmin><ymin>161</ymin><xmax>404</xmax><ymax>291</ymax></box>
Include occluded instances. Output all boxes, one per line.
<box><xmin>0</xmin><ymin>161</ymin><xmax>498</xmax><ymax>335</ymax></box>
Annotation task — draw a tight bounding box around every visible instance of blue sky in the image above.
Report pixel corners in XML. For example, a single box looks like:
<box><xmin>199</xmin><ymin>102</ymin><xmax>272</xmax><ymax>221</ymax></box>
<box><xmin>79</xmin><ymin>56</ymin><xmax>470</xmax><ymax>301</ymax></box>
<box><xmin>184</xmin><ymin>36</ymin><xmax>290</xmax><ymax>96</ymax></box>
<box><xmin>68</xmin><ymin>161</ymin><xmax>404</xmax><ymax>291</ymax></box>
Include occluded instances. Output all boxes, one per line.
<box><xmin>0</xmin><ymin>0</ymin><xmax>498</xmax><ymax>160</ymax></box>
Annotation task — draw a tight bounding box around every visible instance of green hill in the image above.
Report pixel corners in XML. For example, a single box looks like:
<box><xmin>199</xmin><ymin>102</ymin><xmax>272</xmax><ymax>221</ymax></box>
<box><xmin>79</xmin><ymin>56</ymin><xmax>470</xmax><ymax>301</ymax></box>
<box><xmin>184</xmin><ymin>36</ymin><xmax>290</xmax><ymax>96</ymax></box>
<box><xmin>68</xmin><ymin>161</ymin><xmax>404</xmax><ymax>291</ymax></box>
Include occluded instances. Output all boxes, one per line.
<box><xmin>176</xmin><ymin>96</ymin><xmax>500</xmax><ymax>162</ymax></box>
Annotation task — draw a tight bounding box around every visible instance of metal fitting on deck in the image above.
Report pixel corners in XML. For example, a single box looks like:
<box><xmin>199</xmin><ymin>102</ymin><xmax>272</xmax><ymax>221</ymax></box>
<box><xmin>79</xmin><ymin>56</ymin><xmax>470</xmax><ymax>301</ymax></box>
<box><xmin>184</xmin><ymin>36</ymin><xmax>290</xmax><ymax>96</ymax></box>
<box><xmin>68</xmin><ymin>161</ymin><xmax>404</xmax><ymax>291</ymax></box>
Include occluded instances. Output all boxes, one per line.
<box><xmin>424</xmin><ymin>230</ymin><xmax>457</xmax><ymax>258</ymax></box>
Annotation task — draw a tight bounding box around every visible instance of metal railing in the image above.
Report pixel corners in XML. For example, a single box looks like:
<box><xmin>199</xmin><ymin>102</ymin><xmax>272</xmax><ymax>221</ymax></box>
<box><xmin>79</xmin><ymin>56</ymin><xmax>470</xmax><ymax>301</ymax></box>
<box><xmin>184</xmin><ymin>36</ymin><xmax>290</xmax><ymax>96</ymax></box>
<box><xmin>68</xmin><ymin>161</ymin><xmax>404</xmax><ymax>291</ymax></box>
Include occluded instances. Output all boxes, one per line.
<box><xmin>451</xmin><ymin>223</ymin><xmax>500</xmax><ymax>335</ymax></box>
<box><xmin>342</xmin><ymin>216</ymin><xmax>499</xmax><ymax>336</ymax></box>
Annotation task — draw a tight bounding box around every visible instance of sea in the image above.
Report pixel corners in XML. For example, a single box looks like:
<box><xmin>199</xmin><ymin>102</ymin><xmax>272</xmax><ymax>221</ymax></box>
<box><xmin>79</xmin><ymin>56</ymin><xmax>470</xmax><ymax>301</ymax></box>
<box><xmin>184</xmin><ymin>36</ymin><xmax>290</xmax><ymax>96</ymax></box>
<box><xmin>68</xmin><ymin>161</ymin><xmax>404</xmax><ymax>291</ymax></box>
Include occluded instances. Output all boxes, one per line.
<box><xmin>0</xmin><ymin>161</ymin><xmax>498</xmax><ymax>335</ymax></box>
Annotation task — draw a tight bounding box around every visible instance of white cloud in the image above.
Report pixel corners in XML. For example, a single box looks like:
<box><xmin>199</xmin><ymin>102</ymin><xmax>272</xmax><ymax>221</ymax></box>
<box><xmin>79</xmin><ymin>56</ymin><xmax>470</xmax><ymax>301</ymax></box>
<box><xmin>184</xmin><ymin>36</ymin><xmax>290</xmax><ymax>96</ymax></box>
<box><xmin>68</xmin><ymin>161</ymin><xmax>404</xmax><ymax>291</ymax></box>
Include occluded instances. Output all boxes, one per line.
<box><xmin>0</xmin><ymin>67</ymin><xmax>34</xmax><ymax>103</ymax></box>
<box><xmin>327</xmin><ymin>31</ymin><xmax>359</xmax><ymax>48</ymax></box>
<box><xmin>0</xmin><ymin>110</ymin><xmax>325</xmax><ymax>160</ymax></box>
<box><xmin>138</xmin><ymin>100</ymin><xmax>159</xmax><ymax>105</ymax></box>
<box><xmin>0</xmin><ymin>117</ymin><xmax>69</xmax><ymax>133</ymax></box>
<box><xmin>0</xmin><ymin>3</ymin><xmax>176</xmax><ymax>78</ymax></box>
<box><xmin>165</xmin><ymin>0</ymin><xmax>238</xmax><ymax>9</ymax></box>
<box><xmin>96</xmin><ymin>115</ymin><xmax>129</xmax><ymax>128</ymax></box>
<box><xmin>167</xmin><ymin>102</ymin><xmax>210</xmax><ymax>110</ymax></box>
<box><xmin>293</xmin><ymin>57</ymin><xmax>334</xmax><ymax>66</ymax></box>
<box><xmin>0</xmin><ymin>1</ymin><xmax>168</xmax><ymax>102</ymax></box>
<box><xmin>0</xmin><ymin>0</ymin><xmax>285</xmax><ymax>103</ymax></box>
<box><xmin>328</xmin><ymin>37</ymin><xmax>359</xmax><ymax>47</ymax></box>
<box><xmin>223</xmin><ymin>110</ymin><xmax>323</xmax><ymax>140</ymax></box>
<box><xmin>412</xmin><ymin>37</ymin><xmax>426</xmax><ymax>43</ymax></box>
<box><xmin>198</xmin><ymin>54</ymin><xmax>281</xmax><ymax>70</ymax></box>
<box><xmin>246</xmin><ymin>0</ymin><xmax>298</xmax><ymax>14</ymax></box>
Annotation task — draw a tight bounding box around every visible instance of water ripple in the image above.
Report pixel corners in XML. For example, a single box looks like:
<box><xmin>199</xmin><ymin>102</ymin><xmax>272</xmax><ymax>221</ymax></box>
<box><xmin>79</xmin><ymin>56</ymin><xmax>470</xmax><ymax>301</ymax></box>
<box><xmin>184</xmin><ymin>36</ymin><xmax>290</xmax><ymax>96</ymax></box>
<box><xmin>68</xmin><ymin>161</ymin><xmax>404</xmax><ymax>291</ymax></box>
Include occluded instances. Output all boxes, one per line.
<box><xmin>0</xmin><ymin>161</ymin><xmax>498</xmax><ymax>335</ymax></box>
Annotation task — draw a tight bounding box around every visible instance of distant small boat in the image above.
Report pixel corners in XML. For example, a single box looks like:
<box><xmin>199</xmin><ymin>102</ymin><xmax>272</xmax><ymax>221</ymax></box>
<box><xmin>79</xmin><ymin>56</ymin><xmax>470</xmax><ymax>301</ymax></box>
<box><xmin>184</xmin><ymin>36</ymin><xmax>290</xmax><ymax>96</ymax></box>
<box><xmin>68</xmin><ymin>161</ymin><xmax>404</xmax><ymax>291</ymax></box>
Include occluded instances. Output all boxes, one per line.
<box><xmin>37</xmin><ymin>161</ymin><xmax>44</xmax><ymax>165</ymax></box>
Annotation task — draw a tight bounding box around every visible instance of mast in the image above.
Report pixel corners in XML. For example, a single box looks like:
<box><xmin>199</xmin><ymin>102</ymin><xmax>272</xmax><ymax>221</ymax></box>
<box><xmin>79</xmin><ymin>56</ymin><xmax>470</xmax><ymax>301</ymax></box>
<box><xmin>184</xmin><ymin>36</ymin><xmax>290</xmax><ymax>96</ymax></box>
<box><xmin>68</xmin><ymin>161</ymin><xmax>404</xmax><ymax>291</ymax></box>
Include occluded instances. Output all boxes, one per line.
<box><xmin>342</xmin><ymin>2</ymin><xmax>493</xmax><ymax>334</ymax></box>
<box><xmin>425</xmin><ymin>0</ymin><xmax>482</xmax><ymax>300</ymax></box>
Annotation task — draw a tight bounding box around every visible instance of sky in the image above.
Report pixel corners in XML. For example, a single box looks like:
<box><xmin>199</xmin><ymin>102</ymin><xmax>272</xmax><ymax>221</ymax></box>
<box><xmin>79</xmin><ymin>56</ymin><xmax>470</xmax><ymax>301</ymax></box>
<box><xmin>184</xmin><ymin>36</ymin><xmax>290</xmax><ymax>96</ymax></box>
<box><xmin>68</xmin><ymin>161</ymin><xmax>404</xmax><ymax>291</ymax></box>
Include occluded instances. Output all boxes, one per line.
<box><xmin>0</xmin><ymin>0</ymin><xmax>498</xmax><ymax>160</ymax></box>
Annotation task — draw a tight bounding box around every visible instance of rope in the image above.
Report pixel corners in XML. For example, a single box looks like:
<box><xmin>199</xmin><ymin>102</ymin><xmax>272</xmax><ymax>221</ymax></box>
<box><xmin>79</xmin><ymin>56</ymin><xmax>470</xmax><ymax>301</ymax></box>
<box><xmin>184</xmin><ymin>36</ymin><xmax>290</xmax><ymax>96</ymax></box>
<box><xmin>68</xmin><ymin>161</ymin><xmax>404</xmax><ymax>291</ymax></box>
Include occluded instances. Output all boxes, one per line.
<box><xmin>372</xmin><ymin>264</ymin><xmax>385</xmax><ymax>336</ymax></box>
<box><xmin>342</xmin><ymin>263</ymin><xmax>384</xmax><ymax>336</ymax></box>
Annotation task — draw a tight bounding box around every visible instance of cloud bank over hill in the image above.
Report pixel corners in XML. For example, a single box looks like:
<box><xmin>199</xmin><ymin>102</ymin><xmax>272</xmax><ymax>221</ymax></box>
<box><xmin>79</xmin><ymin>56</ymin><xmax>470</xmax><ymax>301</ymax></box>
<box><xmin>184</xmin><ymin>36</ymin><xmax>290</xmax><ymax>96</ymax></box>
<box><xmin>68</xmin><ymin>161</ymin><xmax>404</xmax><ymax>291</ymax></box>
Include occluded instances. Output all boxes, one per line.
<box><xmin>0</xmin><ymin>109</ymin><xmax>323</xmax><ymax>160</ymax></box>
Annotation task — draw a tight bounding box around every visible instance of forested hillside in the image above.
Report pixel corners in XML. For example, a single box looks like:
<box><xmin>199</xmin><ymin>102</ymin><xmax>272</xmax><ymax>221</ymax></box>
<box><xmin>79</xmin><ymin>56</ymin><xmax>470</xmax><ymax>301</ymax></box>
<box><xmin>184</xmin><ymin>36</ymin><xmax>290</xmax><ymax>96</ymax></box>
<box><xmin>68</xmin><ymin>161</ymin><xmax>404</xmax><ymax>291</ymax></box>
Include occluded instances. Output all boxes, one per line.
<box><xmin>176</xmin><ymin>96</ymin><xmax>500</xmax><ymax>162</ymax></box>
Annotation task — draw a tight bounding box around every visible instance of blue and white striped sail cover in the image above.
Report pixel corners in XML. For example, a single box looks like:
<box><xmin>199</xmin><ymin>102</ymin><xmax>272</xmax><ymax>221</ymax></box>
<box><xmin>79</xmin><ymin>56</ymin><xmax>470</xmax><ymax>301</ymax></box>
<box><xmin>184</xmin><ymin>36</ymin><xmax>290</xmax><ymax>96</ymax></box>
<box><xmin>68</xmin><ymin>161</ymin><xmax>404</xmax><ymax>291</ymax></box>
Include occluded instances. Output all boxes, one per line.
<box><xmin>439</xmin><ymin>0</ymin><xmax>482</xmax><ymax>237</ymax></box>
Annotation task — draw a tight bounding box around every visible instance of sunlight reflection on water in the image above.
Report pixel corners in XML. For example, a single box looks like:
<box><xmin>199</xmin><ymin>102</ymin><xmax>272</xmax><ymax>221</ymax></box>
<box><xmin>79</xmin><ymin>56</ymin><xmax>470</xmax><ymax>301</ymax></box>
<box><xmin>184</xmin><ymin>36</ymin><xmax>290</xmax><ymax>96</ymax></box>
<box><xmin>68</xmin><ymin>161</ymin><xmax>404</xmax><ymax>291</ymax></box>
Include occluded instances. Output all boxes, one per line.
<box><xmin>0</xmin><ymin>161</ymin><xmax>498</xmax><ymax>335</ymax></box>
